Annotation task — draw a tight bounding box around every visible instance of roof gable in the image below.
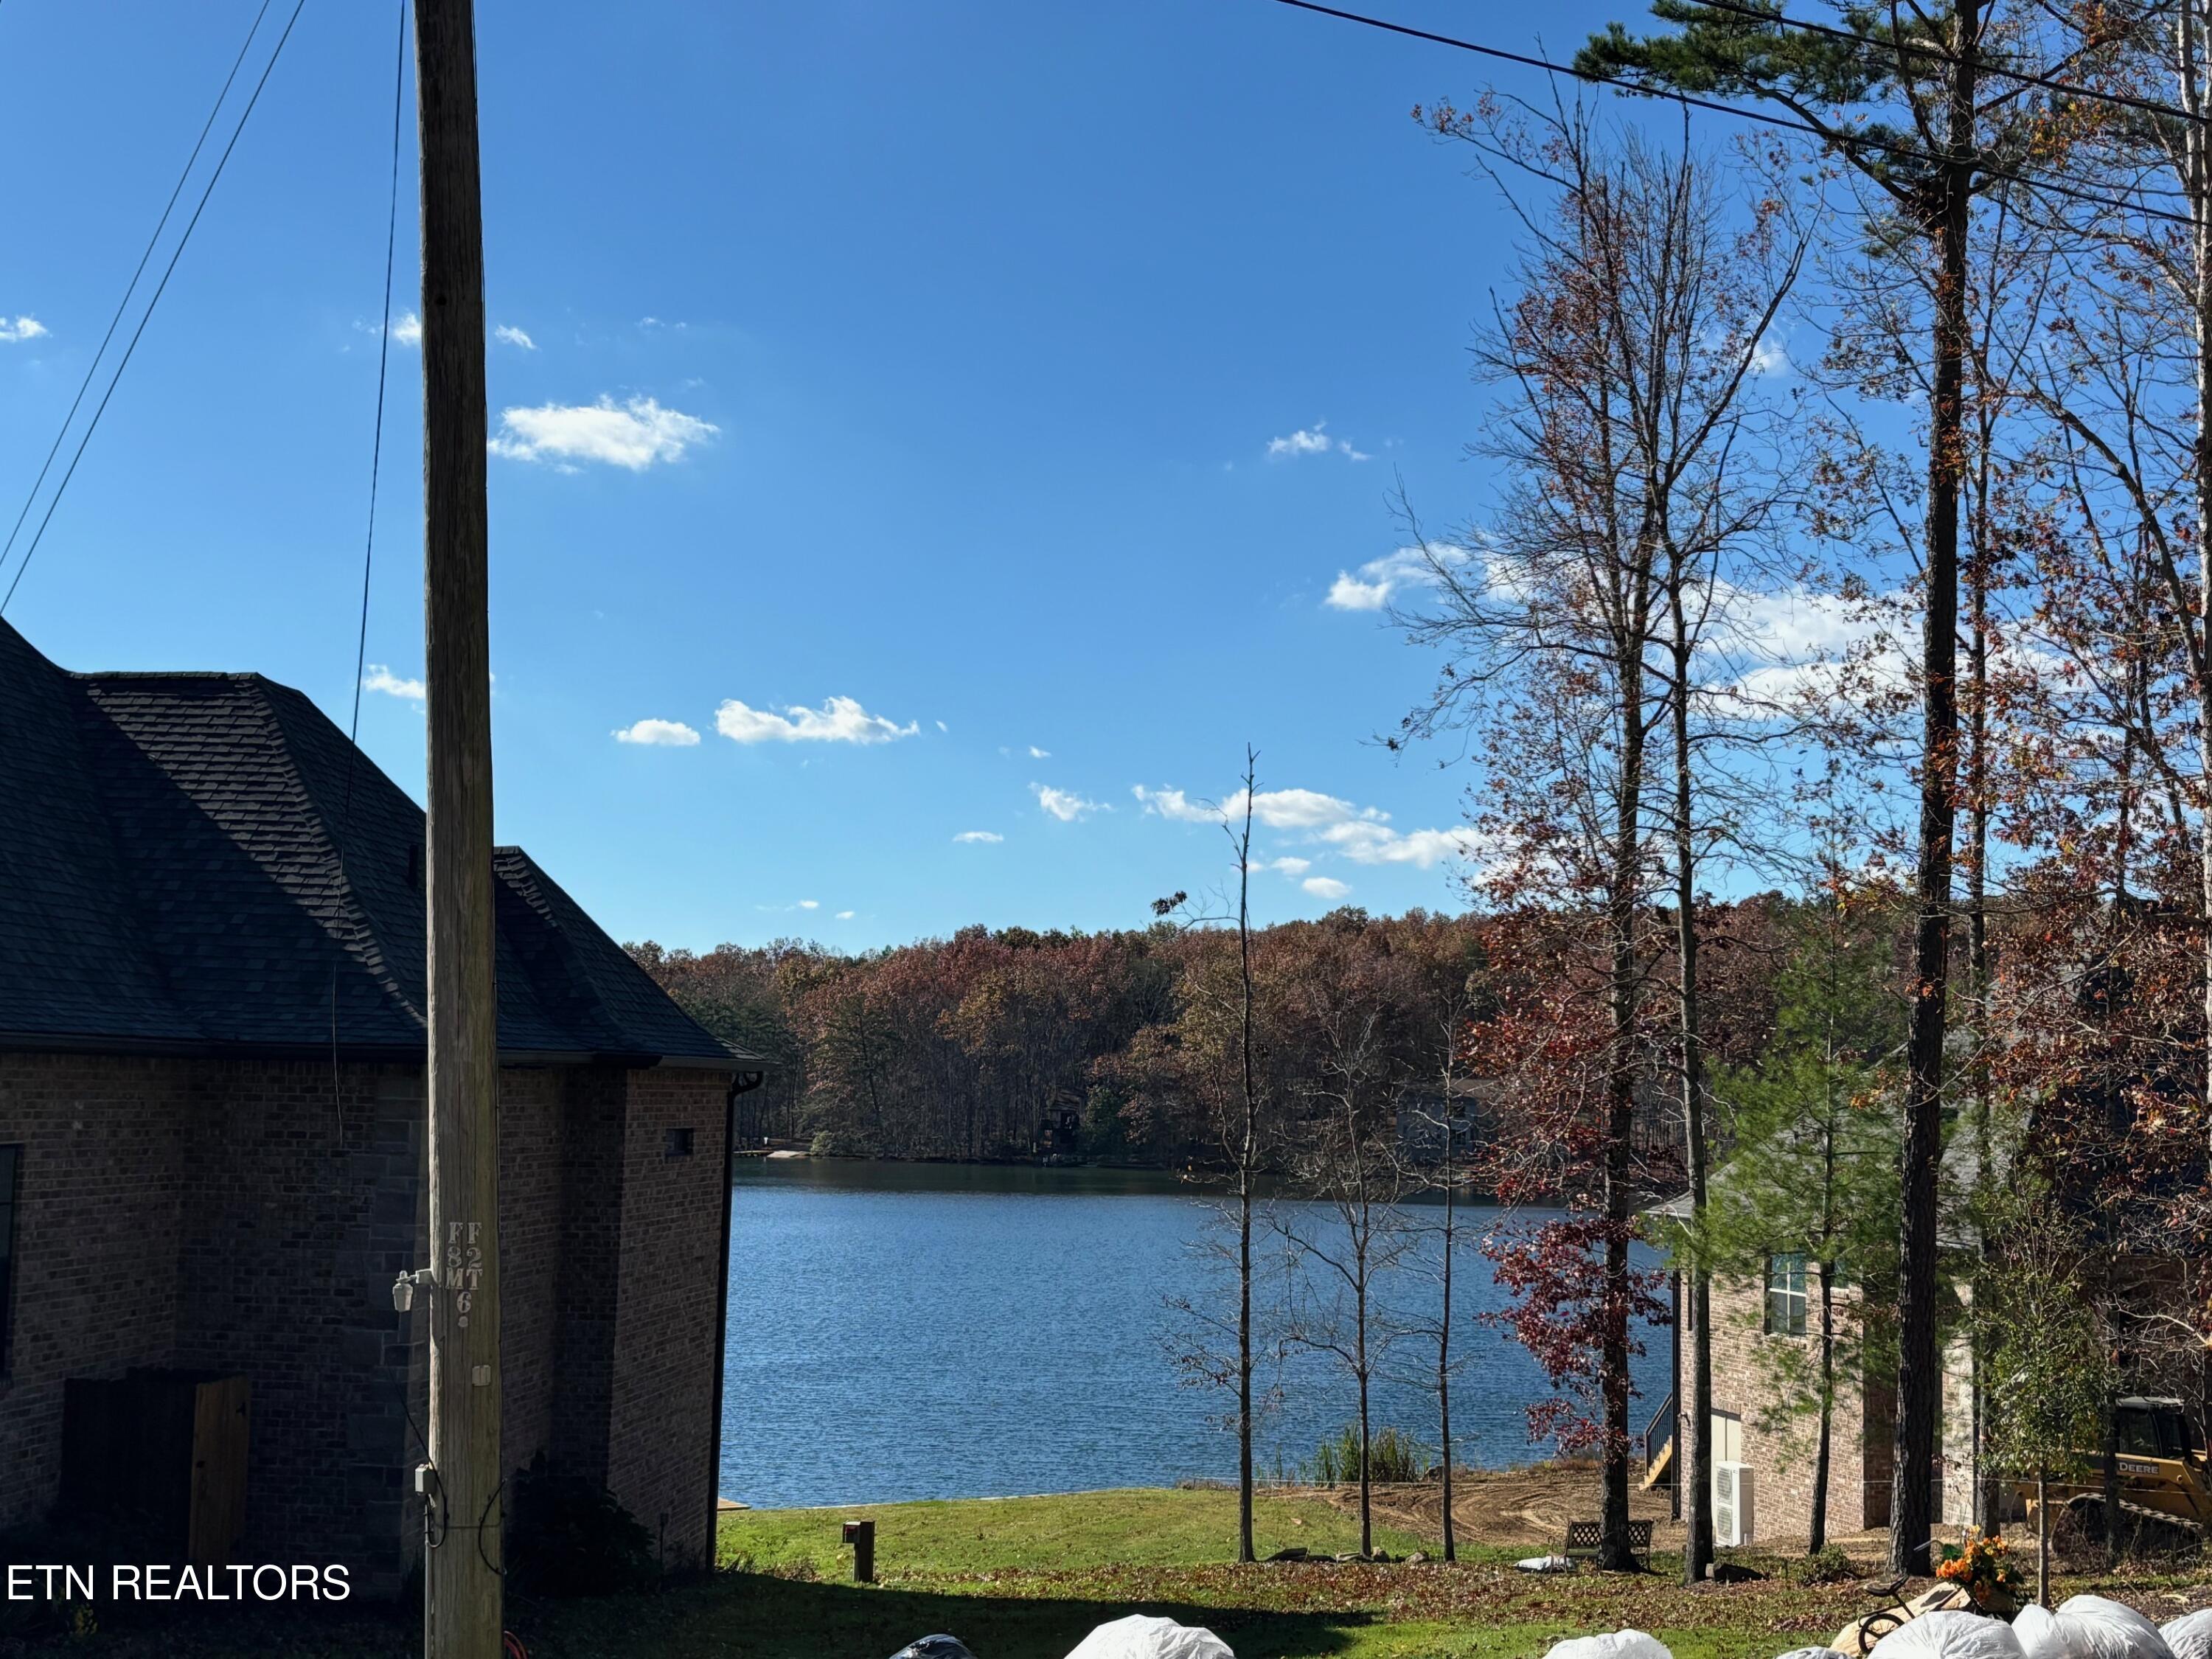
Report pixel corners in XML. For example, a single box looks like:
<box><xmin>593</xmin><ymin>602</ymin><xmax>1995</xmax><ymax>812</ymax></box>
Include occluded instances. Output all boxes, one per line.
<box><xmin>0</xmin><ymin>620</ymin><xmax>743</xmax><ymax>1067</ymax></box>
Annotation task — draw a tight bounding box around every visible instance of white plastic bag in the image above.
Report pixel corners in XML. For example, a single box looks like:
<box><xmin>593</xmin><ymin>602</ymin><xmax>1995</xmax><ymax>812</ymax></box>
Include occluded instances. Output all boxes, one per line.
<box><xmin>1063</xmin><ymin>1614</ymin><xmax>1237</xmax><ymax>1659</ymax></box>
<box><xmin>1871</xmin><ymin>1610</ymin><xmax>2027</xmax><ymax>1659</ymax></box>
<box><xmin>2037</xmin><ymin>1596</ymin><xmax>2175</xmax><ymax>1659</ymax></box>
<box><xmin>2160</xmin><ymin>1610</ymin><xmax>2212</xmax><ymax>1659</ymax></box>
<box><xmin>1543</xmin><ymin>1633</ymin><xmax>1673</xmax><ymax>1659</ymax></box>
<box><xmin>1774</xmin><ymin>1649</ymin><xmax>1837</xmax><ymax>1659</ymax></box>
<box><xmin>2014</xmin><ymin>1606</ymin><xmax>2058</xmax><ymax>1658</ymax></box>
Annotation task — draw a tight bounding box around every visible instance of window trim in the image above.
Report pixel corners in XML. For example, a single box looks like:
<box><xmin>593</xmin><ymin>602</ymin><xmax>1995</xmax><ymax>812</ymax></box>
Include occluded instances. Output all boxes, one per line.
<box><xmin>1763</xmin><ymin>1251</ymin><xmax>1809</xmax><ymax>1338</ymax></box>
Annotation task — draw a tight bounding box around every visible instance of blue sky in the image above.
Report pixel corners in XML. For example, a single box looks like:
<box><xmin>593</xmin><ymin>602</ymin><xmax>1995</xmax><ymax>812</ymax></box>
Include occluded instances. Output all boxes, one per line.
<box><xmin>0</xmin><ymin>0</ymin><xmax>1672</xmax><ymax>952</ymax></box>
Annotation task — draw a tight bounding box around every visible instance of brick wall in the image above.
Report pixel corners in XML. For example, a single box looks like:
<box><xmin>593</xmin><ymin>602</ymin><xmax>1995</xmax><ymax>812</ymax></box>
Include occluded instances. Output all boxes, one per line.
<box><xmin>171</xmin><ymin>1057</ymin><xmax>425</xmax><ymax>1593</ymax></box>
<box><xmin>1704</xmin><ymin>1265</ymin><xmax>1880</xmax><ymax>1543</ymax></box>
<box><xmin>497</xmin><ymin>1067</ymin><xmax>563</xmax><ymax>1488</ymax></box>
<box><xmin>550</xmin><ymin>1066</ymin><xmax>627</xmax><ymax>1484</ymax></box>
<box><xmin>603</xmin><ymin>1066</ymin><xmax>726</xmax><ymax>1570</ymax></box>
<box><xmin>0</xmin><ymin>1054</ymin><xmax>190</xmax><ymax>1535</ymax></box>
<box><xmin>1</xmin><ymin>1051</ymin><xmax>732</xmax><ymax>1599</ymax></box>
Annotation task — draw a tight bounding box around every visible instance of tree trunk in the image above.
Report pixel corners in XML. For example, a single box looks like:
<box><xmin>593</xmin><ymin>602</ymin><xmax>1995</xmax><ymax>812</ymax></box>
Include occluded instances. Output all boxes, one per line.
<box><xmin>1601</xmin><ymin>595</ymin><xmax>1650</xmax><ymax>1573</ymax></box>
<box><xmin>1237</xmin><ymin>765</ymin><xmax>1258</xmax><ymax>1565</ymax></box>
<box><xmin>1813</xmin><ymin>1262</ymin><xmax>1836</xmax><ymax>1555</ymax></box>
<box><xmin>2037</xmin><ymin>1468</ymin><xmax>2051</xmax><ymax>1607</ymax></box>
<box><xmin>1893</xmin><ymin>0</ymin><xmax>1979</xmax><ymax>1580</ymax></box>
<box><xmin>1672</xmin><ymin>580</ymin><xmax>1714</xmax><ymax>1586</ymax></box>
<box><xmin>1357</xmin><ymin>1263</ymin><xmax>1373</xmax><ymax>1559</ymax></box>
<box><xmin>2187</xmin><ymin>0</ymin><xmax>2212</xmax><ymax>1164</ymax></box>
<box><xmin>1238</xmin><ymin>1172</ymin><xmax>1254</xmax><ymax>1563</ymax></box>
<box><xmin>1439</xmin><ymin>1110</ymin><xmax>1458</xmax><ymax>1564</ymax></box>
<box><xmin>2103</xmin><ymin>1402</ymin><xmax>2122</xmax><ymax>1569</ymax></box>
<box><xmin>1968</xmin><ymin>408</ymin><xmax>2001</xmax><ymax>1540</ymax></box>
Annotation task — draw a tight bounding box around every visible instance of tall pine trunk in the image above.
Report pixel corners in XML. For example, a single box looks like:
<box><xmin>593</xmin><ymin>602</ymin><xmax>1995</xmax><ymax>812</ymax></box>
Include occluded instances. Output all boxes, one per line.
<box><xmin>1893</xmin><ymin>0</ymin><xmax>1980</xmax><ymax>1577</ymax></box>
<box><xmin>1813</xmin><ymin>1262</ymin><xmax>1837</xmax><ymax>1554</ymax></box>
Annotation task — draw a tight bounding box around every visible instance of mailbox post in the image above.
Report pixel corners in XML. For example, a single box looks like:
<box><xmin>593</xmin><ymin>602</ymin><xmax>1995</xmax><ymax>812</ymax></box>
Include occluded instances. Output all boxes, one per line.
<box><xmin>841</xmin><ymin>1518</ymin><xmax>876</xmax><ymax>1583</ymax></box>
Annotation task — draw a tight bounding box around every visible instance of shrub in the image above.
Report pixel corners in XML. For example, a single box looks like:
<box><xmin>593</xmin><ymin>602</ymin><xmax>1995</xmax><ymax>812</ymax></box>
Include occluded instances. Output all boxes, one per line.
<box><xmin>1793</xmin><ymin>1543</ymin><xmax>1860</xmax><ymax>1584</ymax></box>
<box><xmin>1301</xmin><ymin>1424</ymin><xmax>1428</xmax><ymax>1485</ymax></box>
<box><xmin>506</xmin><ymin>1452</ymin><xmax>658</xmax><ymax>1597</ymax></box>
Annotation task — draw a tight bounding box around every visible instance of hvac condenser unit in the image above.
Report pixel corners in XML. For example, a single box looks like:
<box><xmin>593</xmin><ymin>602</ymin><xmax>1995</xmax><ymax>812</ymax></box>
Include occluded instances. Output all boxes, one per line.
<box><xmin>1714</xmin><ymin>1461</ymin><xmax>1755</xmax><ymax>1547</ymax></box>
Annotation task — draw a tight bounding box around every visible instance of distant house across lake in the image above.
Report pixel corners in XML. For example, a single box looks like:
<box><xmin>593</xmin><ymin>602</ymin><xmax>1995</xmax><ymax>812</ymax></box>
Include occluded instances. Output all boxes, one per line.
<box><xmin>0</xmin><ymin>619</ymin><xmax>761</xmax><ymax>1593</ymax></box>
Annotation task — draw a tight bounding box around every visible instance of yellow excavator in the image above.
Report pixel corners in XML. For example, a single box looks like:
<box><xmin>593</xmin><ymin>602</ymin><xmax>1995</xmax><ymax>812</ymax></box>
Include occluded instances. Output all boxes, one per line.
<box><xmin>2020</xmin><ymin>1397</ymin><xmax>2212</xmax><ymax>1544</ymax></box>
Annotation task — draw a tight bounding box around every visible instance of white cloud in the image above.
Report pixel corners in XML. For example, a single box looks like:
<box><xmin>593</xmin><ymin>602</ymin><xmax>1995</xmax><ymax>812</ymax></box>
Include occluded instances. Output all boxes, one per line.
<box><xmin>1028</xmin><ymin>745</ymin><xmax>1051</xmax><ymax>759</ymax></box>
<box><xmin>1749</xmin><ymin>330</ymin><xmax>1790</xmax><ymax>377</ymax></box>
<box><xmin>0</xmin><ymin>316</ymin><xmax>48</xmax><ymax>344</ymax></box>
<box><xmin>953</xmin><ymin>830</ymin><xmax>1004</xmax><ymax>844</ymax></box>
<box><xmin>936</xmin><ymin>720</ymin><xmax>950</xmax><ymax>733</ymax></box>
<box><xmin>1133</xmin><ymin>783</ymin><xmax>1388</xmax><ymax>832</ymax></box>
<box><xmin>1716</xmin><ymin>584</ymin><xmax>1910</xmax><ymax>706</ymax></box>
<box><xmin>1303</xmin><ymin>875</ymin><xmax>1353</xmax><ymax>900</ymax></box>
<box><xmin>798</xmin><ymin>900</ymin><xmax>820</xmax><ymax>911</ymax></box>
<box><xmin>835</xmin><ymin>909</ymin><xmax>855</xmax><ymax>919</ymax></box>
<box><xmin>1267</xmin><ymin>420</ymin><xmax>1368</xmax><ymax>462</ymax></box>
<box><xmin>1319</xmin><ymin>821</ymin><xmax>1473</xmax><ymax>868</ymax></box>
<box><xmin>1033</xmin><ymin>784</ymin><xmax>1104</xmax><ymax>822</ymax></box>
<box><xmin>714</xmin><ymin>695</ymin><xmax>917</xmax><ymax>745</ymax></box>
<box><xmin>390</xmin><ymin>312</ymin><xmax>422</xmax><ymax>345</ymax></box>
<box><xmin>1135</xmin><ymin>779</ymin><xmax>1475</xmax><ymax>874</ymax></box>
<box><xmin>494</xmin><ymin>324</ymin><xmax>538</xmax><ymax>350</ymax></box>
<box><xmin>612</xmin><ymin>717</ymin><xmax>700</xmax><ymax>746</ymax></box>
<box><xmin>362</xmin><ymin>664</ymin><xmax>425</xmax><ymax>701</ymax></box>
<box><xmin>490</xmin><ymin>395</ymin><xmax>716</xmax><ymax>470</ymax></box>
<box><xmin>1325</xmin><ymin>542</ymin><xmax>1472</xmax><ymax>612</ymax></box>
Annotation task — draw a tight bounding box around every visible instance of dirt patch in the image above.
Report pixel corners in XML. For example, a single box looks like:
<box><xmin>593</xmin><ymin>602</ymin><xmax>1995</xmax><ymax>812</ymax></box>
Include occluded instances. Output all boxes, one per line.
<box><xmin>1283</xmin><ymin>1461</ymin><xmax>1892</xmax><ymax>1555</ymax></box>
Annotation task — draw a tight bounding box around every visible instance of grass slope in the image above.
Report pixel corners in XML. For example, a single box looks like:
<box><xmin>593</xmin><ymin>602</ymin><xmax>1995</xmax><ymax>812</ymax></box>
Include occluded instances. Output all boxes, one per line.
<box><xmin>15</xmin><ymin>1488</ymin><xmax>2212</xmax><ymax>1658</ymax></box>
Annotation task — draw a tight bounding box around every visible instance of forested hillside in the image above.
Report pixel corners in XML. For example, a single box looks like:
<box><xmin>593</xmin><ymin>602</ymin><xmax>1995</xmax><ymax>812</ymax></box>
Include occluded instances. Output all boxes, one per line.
<box><xmin>627</xmin><ymin>900</ymin><xmax>1792</xmax><ymax>1168</ymax></box>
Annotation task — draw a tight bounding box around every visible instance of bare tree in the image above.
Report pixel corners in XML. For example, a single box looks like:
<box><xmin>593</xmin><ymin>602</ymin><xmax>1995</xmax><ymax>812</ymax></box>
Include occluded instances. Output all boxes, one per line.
<box><xmin>1155</xmin><ymin>748</ymin><xmax>1275</xmax><ymax>1563</ymax></box>
<box><xmin>1398</xmin><ymin>947</ymin><xmax>1486</xmax><ymax>1562</ymax></box>
<box><xmin>1275</xmin><ymin>992</ymin><xmax>1416</xmax><ymax>1561</ymax></box>
<box><xmin>1399</xmin><ymin>97</ymin><xmax>1800</xmax><ymax>1571</ymax></box>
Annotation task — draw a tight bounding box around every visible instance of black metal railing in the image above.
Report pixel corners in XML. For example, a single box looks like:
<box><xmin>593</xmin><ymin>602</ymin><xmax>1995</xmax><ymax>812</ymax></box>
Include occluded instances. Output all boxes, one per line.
<box><xmin>1641</xmin><ymin>1391</ymin><xmax>1677</xmax><ymax>1469</ymax></box>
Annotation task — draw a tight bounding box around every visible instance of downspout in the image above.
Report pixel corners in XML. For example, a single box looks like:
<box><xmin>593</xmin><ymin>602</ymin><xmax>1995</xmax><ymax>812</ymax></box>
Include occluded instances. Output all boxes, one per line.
<box><xmin>707</xmin><ymin>1069</ymin><xmax>765</xmax><ymax>1564</ymax></box>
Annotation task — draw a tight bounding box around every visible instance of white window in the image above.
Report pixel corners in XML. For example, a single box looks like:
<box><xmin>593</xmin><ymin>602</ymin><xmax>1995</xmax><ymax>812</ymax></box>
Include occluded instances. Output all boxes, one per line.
<box><xmin>1763</xmin><ymin>1252</ymin><xmax>1808</xmax><ymax>1338</ymax></box>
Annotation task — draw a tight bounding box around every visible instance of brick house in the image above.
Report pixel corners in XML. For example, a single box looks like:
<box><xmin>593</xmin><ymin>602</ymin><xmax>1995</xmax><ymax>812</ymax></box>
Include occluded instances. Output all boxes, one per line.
<box><xmin>1649</xmin><ymin>1198</ymin><xmax>1976</xmax><ymax>1545</ymax></box>
<box><xmin>0</xmin><ymin>619</ymin><xmax>759</xmax><ymax>1595</ymax></box>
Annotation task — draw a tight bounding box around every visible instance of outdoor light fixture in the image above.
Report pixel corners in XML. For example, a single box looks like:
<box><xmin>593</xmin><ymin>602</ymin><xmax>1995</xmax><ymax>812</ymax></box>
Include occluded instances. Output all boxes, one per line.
<box><xmin>392</xmin><ymin>1266</ymin><xmax>437</xmax><ymax>1314</ymax></box>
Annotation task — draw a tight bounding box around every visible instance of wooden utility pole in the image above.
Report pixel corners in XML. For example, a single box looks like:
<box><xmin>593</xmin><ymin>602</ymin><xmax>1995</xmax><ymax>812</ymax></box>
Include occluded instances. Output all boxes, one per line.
<box><xmin>416</xmin><ymin>1</ymin><xmax>501</xmax><ymax>1654</ymax></box>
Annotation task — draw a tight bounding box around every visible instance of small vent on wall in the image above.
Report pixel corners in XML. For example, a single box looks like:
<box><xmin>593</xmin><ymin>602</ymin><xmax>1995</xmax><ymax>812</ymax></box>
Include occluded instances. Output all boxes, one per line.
<box><xmin>664</xmin><ymin>1127</ymin><xmax>695</xmax><ymax>1158</ymax></box>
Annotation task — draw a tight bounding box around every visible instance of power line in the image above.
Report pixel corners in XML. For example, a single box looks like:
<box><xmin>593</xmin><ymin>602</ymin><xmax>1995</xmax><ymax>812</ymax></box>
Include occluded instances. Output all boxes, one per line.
<box><xmin>343</xmin><ymin>0</ymin><xmax>408</xmax><ymax>797</ymax></box>
<box><xmin>1262</xmin><ymin>0</ymin><xmax>2205</xmax><ymax>229</ymax></box>
<box><xmin>0</xmin><ymin>0</ymin><xmax>275</xmax><ymax>597</ymax></box>
<box><xmin>0</xmin><ymin>0</ymin><xmax>312</xmax><ymax>617</ymax></box>
<box><xmin>333</xmin><ymin>0</ymin><xmax>414</xmax><ymax>1464</ymax></box>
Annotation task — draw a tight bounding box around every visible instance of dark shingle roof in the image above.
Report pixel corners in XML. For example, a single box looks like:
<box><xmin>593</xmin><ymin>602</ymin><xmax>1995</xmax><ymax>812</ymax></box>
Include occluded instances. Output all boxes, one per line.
<box><xmin>0</xmin><ymin>619</ymin><xmax>746</xmax><ymax>1068</ymax></box>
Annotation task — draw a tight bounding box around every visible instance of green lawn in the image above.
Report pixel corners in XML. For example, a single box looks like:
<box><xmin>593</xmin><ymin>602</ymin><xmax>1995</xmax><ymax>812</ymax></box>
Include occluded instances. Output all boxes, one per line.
<box><xmin>15</xmin><ymin>1488</ymin><xmax>2211</xmax><ymax>1659</ymax></box>
<box><xmin>717</xmin><ymin>1486</ymin><xmax>1434</xmax><ymax>1576</ymax></box>
<box><xmin>686</xmin><ymin>1489</ymin><xmax>1901</xmax><ymax>1659</ymax></box>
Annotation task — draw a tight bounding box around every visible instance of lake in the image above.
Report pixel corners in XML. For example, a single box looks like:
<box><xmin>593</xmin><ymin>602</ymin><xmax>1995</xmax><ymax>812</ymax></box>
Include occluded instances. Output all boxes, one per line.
<box><xmin>719</xmin><ymin>1158</ymin><xmax>1670</xmax><ymax>1509</ymax></box>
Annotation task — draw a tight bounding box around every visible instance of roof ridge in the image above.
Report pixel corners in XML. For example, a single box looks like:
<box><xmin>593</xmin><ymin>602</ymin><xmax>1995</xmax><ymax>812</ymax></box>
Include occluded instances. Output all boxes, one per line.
<box><xmin>241</xmin><ymin>677</ymin><xmax>425</xmax><ymax>1029</ymax></box>
<box><xmin>70</xmin><ymin>669</ymin><xmax>269</xmax><ymax>683</ymax></box>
